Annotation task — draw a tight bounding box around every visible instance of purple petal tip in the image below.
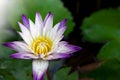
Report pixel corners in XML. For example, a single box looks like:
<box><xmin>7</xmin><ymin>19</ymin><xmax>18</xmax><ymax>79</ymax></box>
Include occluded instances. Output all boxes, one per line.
<box><xmin>36</xmin><ymin>12</ymin><xmax>40</xmax><ymax>15</ymax></box>
<box><xmin>3</xmin><ymin>42</ymin><xmax>13</xmax><ymax>47</ymax></box>
<box><xmin>10</xmin><ymin>54</ymin><xmax>14</xmax><ymax>58</ymax></box>
<box><xmin>68</xmin><ymin>45</ymin><xmax>82</xmax><ymax>53</ymax></box>
<box><xmin>48</xmin><ymin>12</ymin><xmax>52</xmax><ymax>15</ymax></box>
<box><xmin>22</xmin><ymin>14</ymin><xmax>28</xmax><ymax>22</ymax></box>
<box><xmin>63</xmin><ymin>18</ymin><xmax>67</xmax><ymax>23</ymax></box>
<box><xmin>10</xmin><ymin>54</ymin><xmax>19</xmax><ymax>59</ymax></box>
<box><xmin>58</xmin><ymin>19</ymin><xmax>67</xmax><ymax>30</ymax></box>
<box><xmin>73</xmin><ymin>46</ymin><xmax>82</xmax><ymax>52</ymax></box>
<box><xmin>22</xmin><ymin>14</ymin><xmax>26</xmax><ymax>18</ymax></box>
<box><xmin>21</xmin><ymin>14</ymin><xmax>29</xmax><ymax>29</ymax></box>
<box><xmin>44</xmin><ymin>12</ymin><xmax>53</xmax><ymax>25</ymax></box>
<box><xmin>47</xmin><ymin>12</ymin><xmax>53</xmax><ymax>17</ymax></box>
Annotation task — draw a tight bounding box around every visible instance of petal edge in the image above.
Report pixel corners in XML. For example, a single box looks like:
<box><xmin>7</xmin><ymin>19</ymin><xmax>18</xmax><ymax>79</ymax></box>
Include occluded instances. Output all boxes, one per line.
<box><xmin>32</xmin><ymin>60</ymin><xmax>49</xmax><ymax>80</ymax></box>
<box><xmin>10</xmin><ymin>52</ymin><xmax>38</xmax><ymax>59</ymax></box>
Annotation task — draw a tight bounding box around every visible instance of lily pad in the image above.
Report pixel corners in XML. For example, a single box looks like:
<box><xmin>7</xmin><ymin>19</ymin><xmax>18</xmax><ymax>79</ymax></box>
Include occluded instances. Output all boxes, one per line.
<box><xmin>54</xmin><ymin>67</ymin><xmax>78</xmax><ymax>80</ymax></box>
<box><xmin>98</xmin><ymin>40</ymin><xmax>120</xmax><ymax>61</ymax></box>
<box><xmin>0</xmin><ymin>58</ymin><xmax>32</xmax><ymax>80</ymax></box>
<box><xmin>81</xmin><ymin>8</ymin><xmax>120</xmax><ymax>42</ymax></box>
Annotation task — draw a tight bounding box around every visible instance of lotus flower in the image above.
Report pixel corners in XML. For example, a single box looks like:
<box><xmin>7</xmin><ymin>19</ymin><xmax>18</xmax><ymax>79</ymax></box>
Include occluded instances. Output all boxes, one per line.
<box><xmin>3</xmin><ymin>12</ymin><xmax>81</xmax><ymax>80</ymax></box>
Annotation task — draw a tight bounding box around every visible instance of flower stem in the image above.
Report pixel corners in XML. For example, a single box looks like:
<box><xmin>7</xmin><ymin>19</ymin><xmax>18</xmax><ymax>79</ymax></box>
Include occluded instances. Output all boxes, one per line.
<box><xmin>47</xmin><ymin>68</ymin><xmax>51</xmax><ymax>80</ymax></box>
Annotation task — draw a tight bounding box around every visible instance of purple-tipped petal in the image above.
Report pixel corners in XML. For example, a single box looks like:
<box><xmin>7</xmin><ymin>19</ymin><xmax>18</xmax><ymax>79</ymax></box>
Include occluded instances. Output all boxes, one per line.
<box><xmin>43</xmin><ymin>12</ymin><xmax>53</xmax><ymax>36</ymax></box>
<box><xmin>66</xmin><ymin>45</ymin><xmax>82</xmax><ymax>53</ymax></box>
<box><xmin>58</xmin><ymin>19</ymin><xmax>67</xmax><ymax>30</ymax></box>
<box><xmin>44</xmin><ymin>12</ymin><xmax>52</xmax><ymax>26</ymax></box>
<box><xmin>44</xmin><ymin>53</ymin><xmax>70</xmax><ymax>60</ymax></box>
<box><xmin>17</xmin><ymin>22</ymin><xmax>33</xmax><ymax>45</ymax></box>
<box><xmin>44</xmin><ymin>41</ymin><xmax>81</xmax><ymax>60</ymax></box>
<box><xmin>36</xmin><ymin>12</ymin><xmax>43</xmax><ymax>22</ymax></box>
<box><xmin>10</xmin><ymin>52</ymin><xmax>38</xmax><ymax>59</ymax></box>
<box><xmin>53</xmin><ymin>41</ymin><xmax>81</xmax><ymax>54</ymax></box>
<box><xmin>32</xmin><ymin>60</ymin><xmax>49</xmax><ymax>80</ymax></box>
<box><xmin>35</xmin><ymin>12</ymin><xmax>43</xmax><ymax>36</ymax></box>
<box><xmin>52</xmin><ymin>20</ymin><xmax>67</xmax><ymax>43</ymax></box>
<box><xmin>22</xmin><ymin>14</ymin><xmax>30</xmax><ymax>30</ymax></box>
<box><xmin>3</xmin><ymin>41</ymin><xmax>30</xmax><ymax>52</ymax></box>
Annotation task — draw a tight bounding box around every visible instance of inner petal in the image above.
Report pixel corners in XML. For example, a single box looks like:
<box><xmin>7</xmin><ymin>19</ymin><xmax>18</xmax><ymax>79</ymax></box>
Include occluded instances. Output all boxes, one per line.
<box><xmin>30</xmin><ymin>36</ymin><xmax>53</xmax><ymax>56</ymax></box>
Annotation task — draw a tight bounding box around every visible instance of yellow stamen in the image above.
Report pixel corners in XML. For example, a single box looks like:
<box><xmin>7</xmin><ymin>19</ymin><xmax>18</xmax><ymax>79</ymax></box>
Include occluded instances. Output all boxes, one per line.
<box><xmin>30</xmin><ymin>36</ymin><xmax>52</xmax><ymax>56</ymax></box>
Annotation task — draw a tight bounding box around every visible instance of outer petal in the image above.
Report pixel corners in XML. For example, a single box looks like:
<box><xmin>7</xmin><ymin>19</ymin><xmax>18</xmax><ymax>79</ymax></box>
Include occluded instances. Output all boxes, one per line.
<box><xmin>32</xmin><ymin>60</ymin><xmax>49</xmax><ymax>80</ymax></box>
<box><xmin>53</xmin><ymin>26</ymin><xmax>66</xmax><ymax>45</ymax></box>
<box><xmin>58</xmin><ymin>19</ymin><xmax>67</xmax><ymax>30</ymax></box>
<box><xmin>43</xmin><ymin>53</ymin><xmax>70</xmax><ymax>60</ymax></box>
<box><xmin>35</xmin><ymin>12</ymin><xmax>43</xmax><ymax>36</ymax></box>
<box><xmin>3</xmin><ymin>41</ymin><xmax>31</xmax><ymax>52</ymax></box>
<box><xmin>18</xmin><ymin>22</ymin><xmax>33</xmax><ymax>44</ymax></box>
<box><xmin>48</xmin><ymin>19</ymin><xmax>67</xmax><ymax>40</ymax></box>
<box><xmin>43</xmin><ymin>12</ymin><xmax>53</xmax><ymax>36</ymax></box>
<box><xmin>10</xmin><ymin>52</ymin><xmax>38</xmax><ymax>59</ymax></box>
<box><xmin>53</xmin><ymin>19</ymin><xmax>67</xmax><ymax>43</ymax></box>
<box><xmin>22</xmin><ymin>14</ymin><xmax>30</xmax><ymax>30</ymax></box>
<box><xmin>29</xmin><ymin>19</ymin><xmax>39</xmax><ymax>38</ymax></box>
<box><xmin>56</xmin><ymin>41</ymin><xmax>81</xmax><ymax>53</ymax></box>
<box><xmin>44</xmin><ymin>41</ymin><xmax>81</xmax><ymax>60</ymax></box>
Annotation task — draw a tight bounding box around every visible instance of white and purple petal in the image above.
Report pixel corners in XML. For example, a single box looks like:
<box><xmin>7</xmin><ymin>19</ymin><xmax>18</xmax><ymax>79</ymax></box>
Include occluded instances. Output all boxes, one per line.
<box><xmin>29</xmin><ymin>19</ymin><xmax>39</xmax><ymax>38</ymax></box>
<box><xmin>53</xmin><ymin>20</ymin><xmax>67</xmax><ymax>42</ymax></box>
<box><xmin>43</xmin><ymin>12</ymin><xmax>53</xmax><ymax>36</ymax></box>
<box><xmin>22</xmin><ymin>14</ymin><xmax>30</xmax><ymax>30</ymax></box>
<box><xmin>18</xmin><ymin>22</ymin><xmax>33</xmax><ymax>44</ymax></box>
<box><xmin>3</xmin><ymin>41</ymin><xmax>30</xmax><ymax>52</ymax></box>
<box><xmin>46</xmin><ymin>41</ymin><xmax>81</xmax><ymax>60</ymax></box>
<box><xmin>43</xmin><ymin>53</ymin><xmax>70</xmax><ymax>60</ymax></box>
<box><xmin>49</xmin><ymin>19</ymin><xmax>67</xmax><ymax>44</ymax></box>
<box><xmin>52</xmin><ymin>41</ymin><xmax>81</xmax><ymax>54</ymax></box>
<box><xmin>18</xmin><ymin>32</ymin><xmax>32</xmax><ymax>45</ymax></box>
<box><xmin>10</xmin><ymin>52</ymin><xmax>38</xmax><ymax>59</ymax></box>
<box><xmin>44</xmin><ymin>12</ymin><xmax>52</xmax><ymax>26</ymax></box>
<box><xmin>35</xmin><ymin>12</ymin><xmax>43</xmax><ymax>36</ymax></box>
<box><xmin>32</xmin><ymin>60</ymin><xmax>49</xmax><ymax>80</ymax></box>
<box><xmin>58</xmin><ymin>19</ymin><xmax>67</xmax><ymax>30</ymax></box>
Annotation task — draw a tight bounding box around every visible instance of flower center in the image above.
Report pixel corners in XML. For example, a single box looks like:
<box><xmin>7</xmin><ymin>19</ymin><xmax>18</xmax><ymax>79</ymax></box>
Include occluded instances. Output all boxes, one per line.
<box><xmin>30</xmin><ymin>36</ymin><xmax>53</xmax><ymax>56</ymax></box>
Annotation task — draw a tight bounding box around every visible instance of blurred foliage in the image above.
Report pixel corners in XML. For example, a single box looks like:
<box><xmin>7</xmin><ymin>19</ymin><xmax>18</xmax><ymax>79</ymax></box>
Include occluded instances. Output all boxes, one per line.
<box><xmin>9</xmin><ymin>0</ymin><xmax>75</xmax><ymax>36</ymax></box>
<box><xmin>0</xmin><ymin>46</ymin><xmax>32</xmax><ymax>80</ymax></box>
<box><xmin>81</xmin><ymin>59</ymin><xmax>120</xmax><ymax>80</ymax></box>
<box><xmin>0</xmin><ymin>46</ymin><xmax>14</xmax><ymax>58</ymax></box>
<box><xmin>0</xmin><ymin>29</ymin><xmax>16</xmax><ymax>44</ymax></box>
<box><xmin>0</xmin><ymin>59</ymin><xmax>32</xmax><ymax>80</ymax></box>
<box><xmin>98</xmin><ymin>40</ymin><xmax>120</xmax><ymax>61</ymax></box>
<box><xmin>54</xmin><ymin>67</ymin><xmax>78</xmax><ymax>80</ymax></box>
<box><xmin>81</xmin><ymin>8</ymin><xmax>120</xmax><ymax>42</ymax></box>
<box><xmin>81</xmin><ymin>8</ymin><xmax>120</xmax><ymax>80</ymax></box>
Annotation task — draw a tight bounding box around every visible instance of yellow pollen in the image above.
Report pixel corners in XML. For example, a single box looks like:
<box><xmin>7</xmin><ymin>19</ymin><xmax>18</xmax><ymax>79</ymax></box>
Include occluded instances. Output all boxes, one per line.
<box><xmin>30</xmin><ymin>36</ymin><xmax>53</xmax><ymax>56</ymax></box>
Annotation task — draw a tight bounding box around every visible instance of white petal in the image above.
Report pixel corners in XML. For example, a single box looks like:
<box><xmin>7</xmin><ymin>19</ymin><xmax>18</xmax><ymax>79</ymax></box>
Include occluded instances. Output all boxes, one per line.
<box><xmin>48</xmin><ymin>23</ymin><xmax>60</xmax><ymax>40</ymax></box>
<box><xmin>32</xmin><ymin>60</ymin><xmax>49</xmax><ymax>80</ymax></box>
<box><xmin>29</xmin><ymin>19</ymin><xmax>39</xmax><ymax>38</ymax></box>
<box><xmin>43</xmin><ymin>13</ymin><xmax>53</xmax><ymax>36</ymax></box>
<box><xmin>35</xmin><ymin>12</ymin><xmax>43</xmax><ymax>36</ymax></box>
<box><xmin>3</xmin><ymin>41</ymin><xmax>31</xmax><ymax>52</ymax></box>
<box><xmin>49</xmin><ymin>19</ymin><xmax>67</xmax><ymax>41</ymax></box>
<box><xmin>18</xmin><ymin>22</ymin><xmax>33</xmax><ymax>45</ymax></box>
<box><xmin>18</xmin><ymin>32</ymin><xmax>32</xmax><ymax>45</ymax></box>
<box><xmin>51</xmin><ymin>41</ymin><xmax>81</xmax><ymax>54</ymax></box>
<box><xmin>53</xmin><ymin>26</ymin><xmax>66</xmax><ymax>44</ymax></box>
